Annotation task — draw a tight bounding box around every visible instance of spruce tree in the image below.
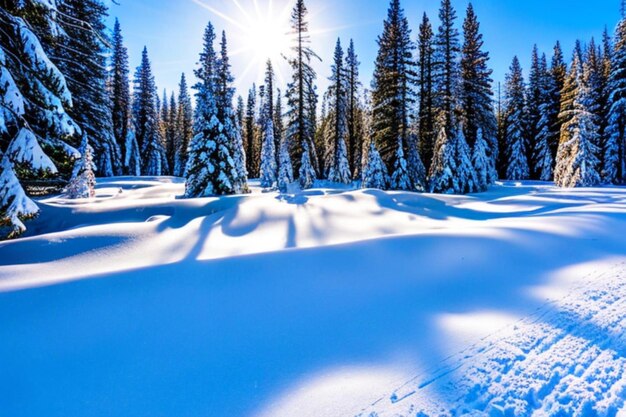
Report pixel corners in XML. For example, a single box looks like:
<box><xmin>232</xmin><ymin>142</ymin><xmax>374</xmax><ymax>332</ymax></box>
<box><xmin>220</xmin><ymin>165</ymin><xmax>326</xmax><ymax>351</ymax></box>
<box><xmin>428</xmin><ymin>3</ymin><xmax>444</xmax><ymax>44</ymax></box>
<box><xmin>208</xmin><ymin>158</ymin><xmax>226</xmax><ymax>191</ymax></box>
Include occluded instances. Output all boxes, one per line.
<box><xmin>527</xmin><ymin>45</ymin><xmax>543</xmax><ymax>177</ymax></box>
<box><xmin>605</xmin><ymin>18</ymin><xmax>626</xmax><ymax>184</ymax></box>
<box><xmin>109</xmin><ymin>18</ymin><xmax>132</xmax><ymax>175</ymax></box>
<box><xmin>371</xmin><ymin>0</ymin><xmax>416</xmax><ymax>187</ymax></box>
<box><xmin>433</xmin><ymin>0</ymin><xmax>461</xmax><ymax>134</ymax></box>
<box><xmin>259</xmin><ymin>62</ymin><xmax>277</xmax><ymax>189</ymax></box>
<box><xmin>132</xmin><ymin>47</ymin><xmax>166</xmax><ymax>175</ymax></box>
<box><xmin>362</xmin><ymin>141</ymin><xmax>389</xmax><ymax>189</ymax></box>
<box><xmin>174</xmin><ymin>73</ymin><xmax>193</xmax><ymax>177</ymax></box>
<box><xmin>216</xmin><ymin>31</ymin><xmax>248</xmax><ymax>193</ymax></box>
<box><xmin>460</xmin><ymin>3</ymin><xmax>496</xmax><ymax>152</ymax></box>
<box><xmin>549</xmin><ymin>42</ymin><xmax>568</xmax><ymax>160</ymax></box>
<box><xmin>326</xmin><ymin>39</ymin><xmax>351</xmax><ymax>184</ymax></box>
<box><xmin>429</xmin><ymin>125</ymin><xmax>457</xmax><ymax>193</ymax></box>
<box><xmin>534</xmin><ymin>54</ymin><xmax>555</xmax><ymax>181</ymax></box>
<box><xmin>185</xmin><ymin>23</ymin><xmax>238</xmax><ymax>196</ymax></box>
<box><xmin>472</xmin><ymin>128</ymin><xmax>490</xmax><ymax>191</ymax></box>
<box><xmin>244</xmin><ymin>85</ymin><xmax>259</xmax><ymax>177</ymax></box>
<box><xmin>65</xmin><ymin>134</ymin><xmax>96</xmax><ymax>199</ymax></box>
<box><xmin>599</xmin><ymin>28</ymin><xmax>612</xmax><ymax>175</ymax></box>
<box><xmin>417</xmin><ymin>13</ymin><xmax>436</xmax><ymax>171</ymax></box>
<box><xmin>504</xmin><ymin>56</ymin><xmax>530</xmax><ymax>180</ymax></box>
<box><xmin>274</xmin><ymin>89</ymin><xmax>285</xmax><ymax>166</ymax></box>
<box><xmin>166</xmin><ymin>92</ymin><xmax>177</xmax><ymax>174</ymax></box>
<box><xmin>55</xmin><ymin>0</ymin><xmax>121</xmax><ymax>177</ymax></box>
<box><xmin>555</xmin><ymin>52</ymin><xmax>601</xmax><ymax>187</ymax></box>
<box><xmin>286</xmin><ymin>0</ymin><xmax>319</xmax><ymax>188</ymax></box>
<box><xmin>345</xmin><ymin>39</ymin><xmax>364</xmax><ymax>177</ymax></box>
<box><xmin>0</xmin><ymin>3</ymin><xmax>81</xmax><ymax>236</ymax></box>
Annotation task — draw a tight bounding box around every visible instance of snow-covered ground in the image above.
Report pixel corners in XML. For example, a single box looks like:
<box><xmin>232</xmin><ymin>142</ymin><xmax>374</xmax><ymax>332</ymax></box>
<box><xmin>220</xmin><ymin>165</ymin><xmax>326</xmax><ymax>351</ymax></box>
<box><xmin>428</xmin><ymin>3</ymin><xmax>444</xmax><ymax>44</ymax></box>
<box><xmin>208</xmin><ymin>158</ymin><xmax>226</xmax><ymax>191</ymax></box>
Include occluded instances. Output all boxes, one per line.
<box><xmin>1</xmin><ymin>177</ymin><xmax>626</xmax><ymax>417</ymax></box>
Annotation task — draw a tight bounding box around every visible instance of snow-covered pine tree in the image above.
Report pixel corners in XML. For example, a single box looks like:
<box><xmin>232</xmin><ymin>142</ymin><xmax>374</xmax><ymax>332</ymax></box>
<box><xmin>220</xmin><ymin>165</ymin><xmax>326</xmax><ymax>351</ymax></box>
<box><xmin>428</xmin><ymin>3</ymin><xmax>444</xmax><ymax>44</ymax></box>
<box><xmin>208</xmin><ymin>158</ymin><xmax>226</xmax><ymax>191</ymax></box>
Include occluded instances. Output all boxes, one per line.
<box><xmin>472</xmin><ymin>128</ymin><xmax>490</xmax><ymax>191</ymax></box>
<box><xmin>326</xmin><ymin>39</ymin><xmax>351</xmax><ymax>184</ymax></box>
<box><xmin>259</xmin><ymin>62</ymin><xmax>277</xmax><ymax>189</ymax></box>
<box><xmin>429</xmin><ymin>125</ymin><xmax>457</xmax><ymax>193</ymax></box>
<box><xmin>109</xmin><ymin>18</ymin><xmax>133</xmax><ymax>175</ymax></box>
<box><xmin>185</xmin><ymin>22</ymin><xmax>238</xmax><ymax>197</ymax></box>
<box><xmin>165</xmin><ymin>92</ymin><xmax>177</xmax><ymax>174</ymax></box>
<box><xmin>555</xmin><ymin>52</ymin><xmax>602</xmax><ymax>187</ymax></box>
<box><xmin>504</xmin><ymin>56</ymin><xmax>530</xmax><ymax>180</ymax></box>
<box><xmin>55</xmin><ymin>0</ymin><xmax>121</xmax><ymax>176</ymax></box>
<box><xmin>455</xmin><ymin>125</ymin><xmax>477</xmax><ymax>193</ymax></box>
<box><xmin>433</xmin><ymin>0</ymin><xmax>461</xmax><ymax>134</ymax></box>
<box><xmin>132</xmin><ymin>47</ymin><xmax>166</xmax><ymax>176</ymax></box>
<box><xmin>124</xmin><ymin>128</ymin><xmax>140</xmax><ymax>176</ymax></box>
<box><xmin>599</xmin><ymin>28</ymin><xmax>612</xmax><ymax>176</ymax></box>
<box><xmin>548</xmin><ymin>42</ymin><xmax>568</xmax><ymax>161</ymax></box>
<box><xmin>460</xmin><ymin>4</ymin><xmax>496</xmax><ymax>151</ymax></box>
<box><xmin>345</xmin><ymin>39</ymin><xmax>364</xmax><ymax>177</ymax></box>
<box><xmin>390</xmin><ymin>136</ymin><xmax>411</xmax><ymax>190</ymax></box>
<box><xmin>371</xmin><ymin>0</ymin><xmax>416</xmax><ymax>188</ymax></box>
<box><xmin>362</xmin><ymin>140</ymin><xmax>389</xmax><ymax>189</ymax></box>
<box><xmin>604</xmin><ymin>17</ymin><xmax>626</xmax><ymax>184</ymax></box>
<box><xmin>216</xmin><ymin>31</ymin><xmax>248</xmax><ymax>193</ymax></box>
<box><xmin>534</xmin><ymin>53</ymin><xmax>555</xmax><ymax>181</ymax></box>
<box><xmin>274</xmin><ymin>89</ymin><xmax>285</xmax><ymax>167</ymax></box>
<box><xmin>285</xmin><ymin>0</ymin><xmax>319</xmax><ymax>188</ymax></box>
<box><xmin>407</xmin><ymin>134</ymin><xmax>426</xmax><ymax>191</ymax></box>
<box><xmin>527</xmin><ymin>45</ymin><xmax>544</xmax><ymax>177</ymax></box>
<box><xmin>417</xmin><ymin>13</ymin><xmax>436</xmax><ymax>172</ymax></box>
<box><xmin>65</xmin><ymin>134</ymin><xmax>96</xmax><ymax>199</ymax></box>
<box><xmin>244</xmin><ymin>85</ymin><xmax>258</xmax><ymax>177</ymax></box>
<box><xmin>174</xmin><ymin>73</ymin><xmax>193</xmax><ymax>177</ymax></box>
<box><xmin>0</xmin><ymin>2</ymin><xmax>79</xmax><ymax>236</ymax></box>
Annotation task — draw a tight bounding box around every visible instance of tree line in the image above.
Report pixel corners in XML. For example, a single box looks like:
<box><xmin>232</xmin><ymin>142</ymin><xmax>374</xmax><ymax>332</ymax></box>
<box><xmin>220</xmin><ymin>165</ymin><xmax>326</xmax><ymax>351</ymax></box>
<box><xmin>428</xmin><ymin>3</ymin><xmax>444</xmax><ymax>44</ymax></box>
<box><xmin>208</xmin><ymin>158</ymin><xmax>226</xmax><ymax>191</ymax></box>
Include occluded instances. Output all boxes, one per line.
<box><xmin>1</xmin><ymin>0</ymin><xmax>626</xmax><ymax>237</ymax></box>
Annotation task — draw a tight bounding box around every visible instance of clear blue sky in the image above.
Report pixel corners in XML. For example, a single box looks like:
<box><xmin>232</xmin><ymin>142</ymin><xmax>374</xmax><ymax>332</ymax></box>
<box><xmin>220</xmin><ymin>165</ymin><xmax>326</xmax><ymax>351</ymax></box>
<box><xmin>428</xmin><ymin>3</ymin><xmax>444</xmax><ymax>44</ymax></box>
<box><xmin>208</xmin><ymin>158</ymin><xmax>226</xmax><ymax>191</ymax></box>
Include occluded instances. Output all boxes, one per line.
<box><xmin>106</xmin><ymin>0</ymin><xmax>622</xmax><ymax>102</ymax></box>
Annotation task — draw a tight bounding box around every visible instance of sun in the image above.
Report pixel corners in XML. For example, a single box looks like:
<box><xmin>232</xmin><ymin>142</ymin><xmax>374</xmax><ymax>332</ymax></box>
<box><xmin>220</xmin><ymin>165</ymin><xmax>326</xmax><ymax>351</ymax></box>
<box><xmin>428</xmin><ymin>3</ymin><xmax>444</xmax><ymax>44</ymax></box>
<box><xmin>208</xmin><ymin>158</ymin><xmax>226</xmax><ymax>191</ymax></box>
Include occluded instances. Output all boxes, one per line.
<box><xmin>191</xmin><ymin>0</ymin><xmax>294</xmax><ymax>86</ymax></box>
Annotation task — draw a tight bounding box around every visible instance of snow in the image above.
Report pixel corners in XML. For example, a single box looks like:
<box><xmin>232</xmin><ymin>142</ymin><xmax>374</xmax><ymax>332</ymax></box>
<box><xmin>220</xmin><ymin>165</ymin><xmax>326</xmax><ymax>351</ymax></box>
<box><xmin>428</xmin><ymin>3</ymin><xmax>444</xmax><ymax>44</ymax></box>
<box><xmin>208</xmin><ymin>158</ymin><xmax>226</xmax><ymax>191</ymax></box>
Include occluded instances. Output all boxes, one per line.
<box><xmin>1</xmin><ymin>178</ymin><xmax>626</xmax><ymax>417</ymax></box>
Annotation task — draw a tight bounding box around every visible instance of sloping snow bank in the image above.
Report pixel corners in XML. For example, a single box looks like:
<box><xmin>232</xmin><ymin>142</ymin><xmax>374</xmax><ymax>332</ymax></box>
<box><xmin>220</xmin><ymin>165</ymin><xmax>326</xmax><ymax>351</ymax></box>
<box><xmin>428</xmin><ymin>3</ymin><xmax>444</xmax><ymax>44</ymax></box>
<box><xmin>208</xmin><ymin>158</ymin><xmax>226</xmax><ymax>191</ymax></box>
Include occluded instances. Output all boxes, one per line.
<box><xmin>0</xmin><ymin>178</ymin><xmax>625</xmax><ymax>417</ymax></box>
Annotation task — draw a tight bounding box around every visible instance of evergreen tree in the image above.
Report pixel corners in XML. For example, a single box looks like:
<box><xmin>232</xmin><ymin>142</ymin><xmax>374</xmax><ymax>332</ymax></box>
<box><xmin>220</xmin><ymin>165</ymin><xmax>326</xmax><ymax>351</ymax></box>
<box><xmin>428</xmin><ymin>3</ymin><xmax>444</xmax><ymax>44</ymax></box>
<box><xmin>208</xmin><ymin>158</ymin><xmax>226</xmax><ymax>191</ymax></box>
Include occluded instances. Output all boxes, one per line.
<box><xmin>244</xmin><ymin>85</ymin><xmax>259</xmax><ymax>177</ymax></box>
<box><xmin>599</xmin><ymin>28</ymin><xmax>612</xmax><ymax>175</ymax></box>
<box><xmin>326</xmin><ymin>39</ymin><xmax>351</xmax><ymax>184</ymax></box>
<box><xmin>166</xmin><ymin>92</ymin><xmax>177</xmax><ymax>174</ymax></box>
<box><xmin>534</xmin><ymin>53</ymin><xmax>555</xmax><ymax>181</ymax></box>
<box><xmin>390</xmin><ymin>137</ymin><xmax>411</xmax><ymax>190</ymax></box>
<box><xmin>460</xmin><ymin>3</ymin><xmax>496</xmax><ymax>153</ymax></box>
<box><xmin>454</xmin><ymin>126</ymin><xmax>477</xmax><ymax>193</ymax></box>
<box><xmin>407</xmin><ymin>134</ymin><xmax>427</xmax><ymax>191</ymax></box>
<box><xmin>527</xmin><ymin>45</ymin><xmax>543</xmax><ymax>177</ymax></box>
<box><xmin>274</xmin><ymin>89</ymin><xmax>285</xmax><ymax>167</ymax></box>
<box><xmin>174</xmin><ymin>73</ymin><xmax>193</xmax><ymax>177</ymax></box>
<box><xmin>286</xmin><ymin>0</ymin><xmax>319</xmax><ymax>188</ymax></box>
<box><xmin>504</xmin><ymin>56</ymin><xmax>530</xmax><ymax>180</ymax></box>
<box><xmin>65</xmin><ymin>134</ymin><xmax>96</xmax><ymax>199</ymax></box>
<box><xmin>185</xmin><ymin>22</ymin><xmax>238</xmax><ymax>196</ymax></box>
<box><xmin>371</xmin><ymin>0</ymin><xmax>416</xmax><ymax>187</ymax></box>
<box><xmin>433</xmin><ymin>0</ymin><xmax>461</xmax><ymax>134</ymax></box>
<box><xmin>259</xmin><ymin>113</ymin><xmax>277</xmax><ymax>188</ymax></box>
<box><xmin>605</xmin><ymin>18</ymin><xmax>626</xmax><ymax>184</ymax></box>
<box><xmin>345</xmin><ymin>39</ymin><xmax>364</xmax><ymax>177</ymax></box>
<box><xmin>417</xmin><ymin>13</ymin><xmax>436</xmax><ymax>171</ymax></box>
<box><xmin>362</xmin><ymin>141</ymin><xmax>389</xmax><ymax>189</ymax></box>
<box><xmin>549</xmin><ymin>41</ymin><xmax>568</xmax><ymax>160</ymax></box>
<box><xmin>0</xmin><ymin>2</ymin><xmax>79</xmax><ymax>236</ymax></box>
<box><xmin>132</xmin><ymin>47</ymin><xmax>166</xmax><ymax>175</ymax></box>
<box><xmin>472</xmin><ymin>128</ymin><xmax>490</xmax><ymax>191</ymax></box>
<box><xmin>109</xmin><ymin>18</ymin><xmax>132</xmax><ymax>175</ymax></box>
<box><xmin>429</xmin><ymin>125</ymin><xmax>457</xmax><ymax>193</ymax></box>
<box><xmin>55</xmin><ymin>0</ymin><xmax>121</xmax><ymax>177</ymax></box>
<box><xmin>216</xmin><ymin>31</ymin><xmax>248</xmax><ymax>192</ymax></box>
<box><xmin>555</xmin><ymin>52</ymin><xmax>601</xmax><ymax>187</ymax></box>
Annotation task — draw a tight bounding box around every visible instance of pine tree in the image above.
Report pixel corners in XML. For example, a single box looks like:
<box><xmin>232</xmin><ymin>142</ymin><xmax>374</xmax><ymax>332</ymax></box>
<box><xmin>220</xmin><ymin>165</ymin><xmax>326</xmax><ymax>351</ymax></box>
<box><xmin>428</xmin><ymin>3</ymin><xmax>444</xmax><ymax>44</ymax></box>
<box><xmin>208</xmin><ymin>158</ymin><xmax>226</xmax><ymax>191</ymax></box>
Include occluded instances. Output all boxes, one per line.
<box><xmin>605</xmin><ymin>18</ymin><xmax>626</xmax><ymax>184</ymax></box>
<box><xmin>132</xmin><ymin>47</ymin><xmax>166</xmax><ymax>175</ymax></box>
<box><xmin>417</xmin><ymin>13</ymin><xmax>436</xmax><ymax>172</ymax></box>
<box><xmin>174</xmin><ymin>73</ymin><xmax>193</xmax><ymax>177</ymax></box>
<box><xmin>345</xmin><ymin>39</ymin><xmax>364</xmax><ymax>177</ymax></box>
<box><xmin>371</xmin><ymin>0</ymin><xmax>416</xmax><ymax>188</ymax></box>
<box><xmin>362</xmin><ymin>140</ymin><xmax>389</xmax><ymax>189</ymax></box>
<box><xmin>555</xmin><ymin>52</ymin><xmax>601</xmax><ymax>187</ymax></box>
<box><xmin>429</xmin><ymin>125</ymin><xmax>457</xmax><ymax>193</ymax></box>
<box><xmin>407</xmin><ymin>133</ymin><xmax>427</xmax><ymax>191</ymax></box>
<box><xmin>109</xmin><ymin>18</ymin><xmax>132</xmax><ymax>175</ymax></box>
<box><xmin>534</xmin><ymin>53</ymin><xmax>555</xmax><ymax>181</ymax></box>
<box><xmin>455</xmin><ymin>126</ymin><xmax>477</xmax><ymax>193</ymax></box>
<box><xmin>185</xmin><ymin>23</ymin><xmax>238</xmax><ymax>197</ymax></box>
<box><xmin>460</xmin><ymin>4</ymin><xmax>496</xmax><ymax>151</ymax></box>
<box><xmin>66</xmin><ymin>134</ymin><xmax>96</xmax><ymax>199</ymax></box>
<box><xmin>390</xmin><ymin>137</ymin><xmax>411</xmax><ymax>190</ymax></box>
<box><xmin>599</xmin><ymin>28</ymin><xmax>612</xmax><ymax>175</ymax></box>
<box><xmin>274</xmin><ymin>89</ymin><xmax>285</xmax><ymax>166</ymax></box>
<box><xmin>244</xmin><ymin>85</ymin><xmax>259</xmax><ymax>177</ymax></box>
<box><xmin>527</xmin><ymin>45</ymin><xmax>544</xmax><ymax>177</ymax></box>
<box><xmin>166</xmin><ymin>92</ymin><xmax>177</xmax><ymax>174</ymax></box>
<box><xmin>504</xmin><ymin>56</ymin><xmax>530</xmax><ymax>180</ymax></box>
<box><xmin>0</xmin><ymin>3</ymin><xmax>79</xmax><ymax>236</ymax></box>
<box><xmin>434</xmin><ymin>0</ymin><xmax>461</xmax><ymax>134</ymax></box>
<box><xmin>286</xmin><ymin>0</ymin><xmax>319</xmax><ymax>188</ymax></box>
<box><xmin>259</xmin><ymin>63</ymin><xmax>277</xmax><ymax>189</ymax></box>
<box><xmin>216</xmin><ymin>31</ymin><xmax>248</xmax><ymax>193</ymax></box>
<box><xmin>549</xmin><ymin>42</ymin><xmax>568</xmax><ymax>161</ymax></box>
<box><xmin>326</xmin><ymin>39</ymin><xmax>352</xmax><ymax>184</ymax></box>
<box><xmin>55</xmin><ymin>0</ymin><xmax>121</xmax><ymax>177</ymax></box>
<box><xmin>472</xmin><ymin>128</ymin><xmax>490</xmax><ymax>191</ymax></box>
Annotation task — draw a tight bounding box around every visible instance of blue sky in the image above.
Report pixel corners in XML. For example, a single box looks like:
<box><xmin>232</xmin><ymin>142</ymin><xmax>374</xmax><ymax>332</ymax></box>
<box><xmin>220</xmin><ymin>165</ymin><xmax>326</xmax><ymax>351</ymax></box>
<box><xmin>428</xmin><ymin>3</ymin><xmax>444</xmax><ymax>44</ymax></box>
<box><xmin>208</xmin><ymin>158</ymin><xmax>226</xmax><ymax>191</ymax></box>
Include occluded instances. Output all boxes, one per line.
<box><xmin>106</xmin><ymin>0</ymin><xmax>621</xmax><ymax>101</ymax></box>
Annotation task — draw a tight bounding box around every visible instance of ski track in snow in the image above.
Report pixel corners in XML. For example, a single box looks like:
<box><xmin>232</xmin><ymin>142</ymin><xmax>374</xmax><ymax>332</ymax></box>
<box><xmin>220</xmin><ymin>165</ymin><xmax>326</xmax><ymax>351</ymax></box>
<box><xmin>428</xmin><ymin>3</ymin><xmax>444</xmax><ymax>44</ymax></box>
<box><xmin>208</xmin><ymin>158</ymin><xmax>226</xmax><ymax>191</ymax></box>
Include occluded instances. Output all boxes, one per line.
<box><xmin>357</xmin><ymin>262</ymin><xmax>626</xmax><ymax>417</ymax></box>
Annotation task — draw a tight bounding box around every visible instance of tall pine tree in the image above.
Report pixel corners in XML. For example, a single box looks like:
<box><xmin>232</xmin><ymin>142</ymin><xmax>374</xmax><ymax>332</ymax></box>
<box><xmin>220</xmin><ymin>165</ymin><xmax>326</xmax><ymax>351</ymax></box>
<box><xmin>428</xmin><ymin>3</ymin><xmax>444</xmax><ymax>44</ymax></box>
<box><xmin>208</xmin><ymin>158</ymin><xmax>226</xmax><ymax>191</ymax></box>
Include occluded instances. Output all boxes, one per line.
<box><xmin>605</xmin><ymin>17</ymin><xmax>626</xmax><ymax>184</ymax></box>
<box><xmin>109</xmin><ymin>18</ymin><xmax>132</xmax><ymax>175</ymax></box>
<box><xmin>503</xmin><ymin>56</ymin><xmax>530</xmax><ymax>180</ymax></box>
<box><xmin>174</xmin><ymin>73</ymin><xmax>193</xmax><ymax>177</ymax></box>
<box><xmin>417</xmin><ymin>13</ymin><xmax>436</xmax><ymax>172</ymax></box>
